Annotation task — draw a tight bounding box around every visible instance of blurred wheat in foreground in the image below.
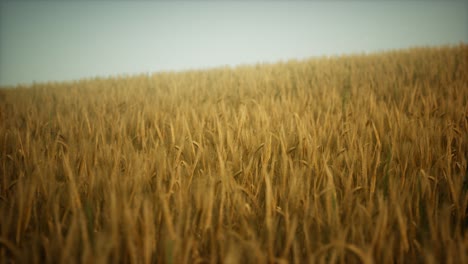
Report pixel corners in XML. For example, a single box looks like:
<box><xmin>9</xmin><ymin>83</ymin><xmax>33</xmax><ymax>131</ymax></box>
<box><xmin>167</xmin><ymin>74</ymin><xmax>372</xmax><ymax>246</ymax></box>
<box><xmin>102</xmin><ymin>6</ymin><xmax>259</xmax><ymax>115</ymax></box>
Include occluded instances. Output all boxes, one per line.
<box><xmin>1</xmin><ymin>45</ymin><xmax>468</xmax><ymax>264</ymax></box>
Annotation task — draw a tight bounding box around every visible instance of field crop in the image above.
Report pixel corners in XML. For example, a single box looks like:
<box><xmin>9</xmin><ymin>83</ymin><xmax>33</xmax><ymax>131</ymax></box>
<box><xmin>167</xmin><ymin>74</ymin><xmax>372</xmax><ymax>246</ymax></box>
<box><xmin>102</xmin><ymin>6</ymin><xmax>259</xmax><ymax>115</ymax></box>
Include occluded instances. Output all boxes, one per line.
<box><xmin>0</xmin><ymin>45</ymin><xmax>467</xmax><ymax>263</ymax></box>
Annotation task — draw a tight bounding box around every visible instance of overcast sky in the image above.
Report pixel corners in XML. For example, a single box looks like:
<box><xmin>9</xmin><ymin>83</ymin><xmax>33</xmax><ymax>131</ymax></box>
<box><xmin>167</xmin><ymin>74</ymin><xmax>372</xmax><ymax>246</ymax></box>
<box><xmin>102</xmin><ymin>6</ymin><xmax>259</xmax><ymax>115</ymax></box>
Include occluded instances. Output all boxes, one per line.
<box><xmin>1</xmin><ymin>1</ymin><xmax>467</xmax><ymax>87</ymax></box>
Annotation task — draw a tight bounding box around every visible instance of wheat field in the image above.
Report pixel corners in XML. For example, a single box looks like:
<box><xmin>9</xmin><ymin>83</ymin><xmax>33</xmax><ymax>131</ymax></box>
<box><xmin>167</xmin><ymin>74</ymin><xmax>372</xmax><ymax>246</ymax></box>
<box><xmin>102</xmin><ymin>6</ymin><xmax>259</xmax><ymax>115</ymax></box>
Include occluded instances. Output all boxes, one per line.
<box><xmin>1</xmin><ymin>45</ymin><xmax>467</xmax><ymax>263</ymax></box>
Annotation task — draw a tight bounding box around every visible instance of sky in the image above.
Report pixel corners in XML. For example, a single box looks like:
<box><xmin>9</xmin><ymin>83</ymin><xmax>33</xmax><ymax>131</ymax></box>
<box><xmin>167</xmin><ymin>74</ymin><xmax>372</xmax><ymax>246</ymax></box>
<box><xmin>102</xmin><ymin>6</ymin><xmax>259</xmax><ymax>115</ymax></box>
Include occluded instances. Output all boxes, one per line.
<box><xmin>0</xmin><ymin>1</ymin><xmax>467</xmax><ymax>87</ymax></box>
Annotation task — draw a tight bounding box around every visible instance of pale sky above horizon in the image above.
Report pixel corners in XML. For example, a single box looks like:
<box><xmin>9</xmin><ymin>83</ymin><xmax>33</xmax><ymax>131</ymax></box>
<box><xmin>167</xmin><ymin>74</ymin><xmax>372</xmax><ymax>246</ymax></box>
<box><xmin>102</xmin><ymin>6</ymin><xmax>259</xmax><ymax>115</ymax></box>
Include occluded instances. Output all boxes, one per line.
<box><xmin>0</xmin><ymin>1</ymin><xmax>467</xmax><ymax>87</ymax></box>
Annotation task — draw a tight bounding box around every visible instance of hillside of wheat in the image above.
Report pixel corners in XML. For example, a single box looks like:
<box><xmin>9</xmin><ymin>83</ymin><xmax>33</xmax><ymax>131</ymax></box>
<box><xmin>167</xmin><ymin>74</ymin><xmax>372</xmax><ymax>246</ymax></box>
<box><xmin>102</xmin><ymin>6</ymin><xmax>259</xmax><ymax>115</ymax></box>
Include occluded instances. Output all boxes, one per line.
<box><xmin>1</xmin><ymin>45</ymin><xmax>467</xmax><ymax>263</ymax></box>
